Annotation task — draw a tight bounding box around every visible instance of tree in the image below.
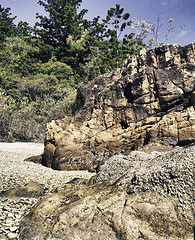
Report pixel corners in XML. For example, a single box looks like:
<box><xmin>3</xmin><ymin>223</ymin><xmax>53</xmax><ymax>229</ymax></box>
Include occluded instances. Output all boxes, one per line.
<box><xmin>102</xmin><ymin>4</ymin><xmax>132</xmax><ymax>68</ymax></box>
<box><xmin>13</xmin><ymin>21</ymin><xmax>33</xmax><ymax>37</ymax></box>
<box><xmin>103</xmin><ymin>4</ymin><xmax>131</xmax><ymax>42</ymax></box>
<box><xmin>0</xmin><ymin>37</ymin><xmax>54</xmax><ymax>78</ymax></box>
<box><xmin>0</xmin><ymin>4</ymin><xmax>16</xmax><ymax>44</ymax></box>
<box><xmin>83</xmin><ymin>4</ymin><xmax>147</xmax><ymax>76</ymax></box>
<box><xmin>35</xmin><ymin>0</ymin><xmax>88</xmax><ymax>62</ymax></box>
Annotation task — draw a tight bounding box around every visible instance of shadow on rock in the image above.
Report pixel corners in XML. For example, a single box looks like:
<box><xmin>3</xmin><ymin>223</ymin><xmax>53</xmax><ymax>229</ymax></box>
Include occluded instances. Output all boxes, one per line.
<box><xmin>0</xmin><ymin>182</ymin><xmax>44</xmax><ymax>199</ymax></box>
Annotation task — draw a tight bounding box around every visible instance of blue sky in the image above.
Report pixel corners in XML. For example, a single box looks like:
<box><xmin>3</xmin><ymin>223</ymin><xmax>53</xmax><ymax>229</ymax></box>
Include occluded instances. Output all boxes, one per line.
<box><xmin>1</xmin><ymin>0</ymin><xmax>195</xmax><ymax>46</ymax></box>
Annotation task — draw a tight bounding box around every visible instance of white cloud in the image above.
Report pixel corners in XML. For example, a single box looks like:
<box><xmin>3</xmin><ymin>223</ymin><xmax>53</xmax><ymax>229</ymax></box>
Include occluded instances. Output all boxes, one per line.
<box><xmin>161</xmin><ymin>2</ymin><xmax>167</xmax><ymax>6</ymax></box>
<box><xmin>175</xmin><ymin>30</ymin><xmax>188</xmax><ymax>40</ymax></box>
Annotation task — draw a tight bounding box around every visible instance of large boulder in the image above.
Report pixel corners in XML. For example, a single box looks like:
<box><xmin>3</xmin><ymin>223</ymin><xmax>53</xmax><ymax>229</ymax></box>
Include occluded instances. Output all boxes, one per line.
<box><xmin>42</xmin><ymin>43</ymin><xmax>195</xmax><ymax>171</ymax></box>
<box><xmin>18</xmin><ymin>145</ymin><xmax>194</xmax><ymax>240</ymax></box>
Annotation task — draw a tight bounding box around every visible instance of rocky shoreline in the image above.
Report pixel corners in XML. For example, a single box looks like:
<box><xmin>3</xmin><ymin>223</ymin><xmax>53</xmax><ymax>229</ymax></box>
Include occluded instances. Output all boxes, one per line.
<box><xmin>1</xmin><ymin>43</ymin><xmax>194</xmax><ymax>239</ymax></box>
<box><xmin>0</xmin><ymin>143</ymin><xmax>94</xmax><ymax>240</ymax></box>
<box><xmin>0</xmin><ymin>142</ymin><xmax>194</xmax><ymax>239</ymax></box>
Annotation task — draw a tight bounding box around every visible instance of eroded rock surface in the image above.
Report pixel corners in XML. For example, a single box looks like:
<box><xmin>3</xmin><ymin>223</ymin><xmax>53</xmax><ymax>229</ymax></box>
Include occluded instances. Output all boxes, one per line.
<box><xmin>43</xmin><ymin>43</ymin><xmax>195</xmax><ymax>171</ymax></box>
<box><xmin>18</xmin><ymin>144</ymin><xmax>195</xmax><ymax>240</ymax></box>
<box><xmin>0</xmin><ymin>182</ymin><xmax>44</xmax><ymax>199</ymax></box>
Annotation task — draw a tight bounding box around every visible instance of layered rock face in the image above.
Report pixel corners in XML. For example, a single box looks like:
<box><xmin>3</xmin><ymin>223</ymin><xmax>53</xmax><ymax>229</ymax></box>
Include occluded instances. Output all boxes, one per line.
<box><xmin>43</xmin><ymin>43</ymin><xmax>195</xmax><ymax>171</ymax></box>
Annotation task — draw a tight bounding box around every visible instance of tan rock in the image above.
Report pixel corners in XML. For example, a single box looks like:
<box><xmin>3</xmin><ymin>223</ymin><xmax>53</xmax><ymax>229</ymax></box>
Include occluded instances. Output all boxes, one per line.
<box><xmin>24</xmin><ymin>155</ymin><xmax>42</xmax><ymax>164</ymax></box>
<box><xmin>18</xmin><ymin>182</ymin><xmax>194</xmax><ymax>240</ymax></box>
<box><xmin>18</xmin><ymin>145</ymin><xmax>195</xmax><ymax>239</ymax></box>
<box><xmin>41</xmin><ymin>43</ymin><xmax>195</xmax><ymax>171</ymax></box>
<box><xmin>42</xmin><ymin>141</ymin><xmax>56</xmax><ymax>168</ymax></box>
<box><xmin>0</xmin><ymin>182</ymin><xmax>44</xmax><ymax>199</ymax></box>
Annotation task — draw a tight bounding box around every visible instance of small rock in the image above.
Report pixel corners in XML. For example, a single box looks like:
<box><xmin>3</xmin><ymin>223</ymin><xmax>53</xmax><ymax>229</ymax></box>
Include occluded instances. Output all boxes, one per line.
<box><xmin>179</xmin><ymin>199</ymin><xmax>183</xmax><ymax>203</ymax></box>
<box><xmin>7</xmin><ymin>233</ymin><xmax>17</xmax><ymax>239</ymax></box>
<box><xmin>5</xmin><ymin>217</ymin><xmax>13</xmax><ymax>224</ymax></box>
<box><xmin>0</xmin><ymin>234</ymin><xmax>8</xmax><ymax>240</ymax></box>
<box><xmin>10</xmin><ymin>227</ymin><xmax>18</xmax><ymax>232</ymax></box>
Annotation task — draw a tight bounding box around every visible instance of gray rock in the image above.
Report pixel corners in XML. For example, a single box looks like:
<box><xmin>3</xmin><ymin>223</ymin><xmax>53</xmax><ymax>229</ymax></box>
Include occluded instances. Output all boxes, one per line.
<box><xmin>18</xmin><ymin>144</ymin><xmax>194</xmax><ymax>240</ymax></box>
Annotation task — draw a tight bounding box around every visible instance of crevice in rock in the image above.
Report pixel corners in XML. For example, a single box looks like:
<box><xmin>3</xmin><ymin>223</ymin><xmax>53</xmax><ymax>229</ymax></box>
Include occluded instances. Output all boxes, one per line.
<box><xmin>154</xmin><ymin>46</ymin><xmax>165</xmax><ymax>56</ymax></box>
<box><xmin>143</xmin><ymin>131</ymin><xmax>151</xmax><ymax>146</ymax></box>
<box><xmin>163</xmin><ymin>97</ymin><xmax>184</xmax><ymax>112</ymax></box>
<box><xmin>153</xmin><ymin>68</ymin><xmax>193</xmax><ymax>114</ymax></box>
<box><xmin>73</xmin><ymin>90</ymin><xmax>85</xmax><ymax>114</ymax></box>
<box><xmin>109</xmin><ymin>219</ymin><xmax>126</xmax><ymax>240</ymax></box>
<box><xmin>177</xmin><ymin>139</ymin><xmax>195</xmax><ymax>147</ymax></box>
<box><xmin>124</xmin><ymin>83</ymin><xmax>134</xmax><ymax>104</ymax></box>
<box><xmin>180</xmin><ymin>46</ymin><xmax>189</xmax><ymax>63</ymax></box>
<box><xmin>166</xmin><ymin>90</ymin><xmax>193</xmax><ymax>113</ymax></box>
<box><xmin>133</xmin><ymin>99</ymin><xmax>158</xmax><ymax>105</ymax></box>
<box><xmin>120</xmin><ymin>120</ymin><xmax>129</xmax><ymax>129</ymax></box>
<box><xmin>153</xmin><ymin>70</ymin><xmax>162</xmax><ymax>112</ymax></box>
<box><xmin>183</xmin><ymin>91</ymin><xmax>194</xmax><ymax>109</ymax></box>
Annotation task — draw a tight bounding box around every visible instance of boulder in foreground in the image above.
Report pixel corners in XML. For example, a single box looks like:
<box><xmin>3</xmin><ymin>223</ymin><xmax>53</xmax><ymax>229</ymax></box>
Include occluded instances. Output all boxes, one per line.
<box><xmin>19</xmin><ymin>144</ymin><xmax>195</xmax><ymax>240</ymax></box>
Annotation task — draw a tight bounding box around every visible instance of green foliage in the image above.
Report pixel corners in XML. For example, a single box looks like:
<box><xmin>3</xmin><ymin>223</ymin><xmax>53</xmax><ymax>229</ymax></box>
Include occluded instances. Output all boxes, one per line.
<box><xmin>103</xmin><ymin>4</ymin><xmax>132</xmax><ymax>41</ymax></box>
<box><xmin>82</xmin><ymin>4</ymin><xmax>146</xmax><ymax>77</ymax></box>
<box><xmin>0</xmin><ymin>2</ymin><xmax>179</xmax><ymax>141</ymax></box>
<box><xmin>0</xmin><ymin>4</ymin><xmax>16</xmax><ymax>44</ymax></box>
<box><xmin>0</xmin><ymin>37</ymin><xmax>39</xmax><ymax>76</ymax></box>
<box><xmin>0</xmin><ymin>37</ymin><xmax>55</xmax><ymax>78</ymax></box>
<box><xmin>0</xmin><ymin>36</ymin><xmax>77</xmax><ymax>142</ymax></box>
<box><xmin>129</xmin><ymin>18</ymin><xmax>151</xmax><ymax>43</ymax></box>
<box><xmin>13</xmin><ymin>21</ymin><xmax>33</xmax><ymax>37</ymax></box>
<box><xmin>0</xmin><ymin>90</ymin><xmax>15</xmax><ymax>139</ymax></box>
<box><xmin>0</xmin><ymin>74</ymin><xmax>77</xmax><ymax>142</ymax></box>
<box><xmin>35</xmin><ymin>0</ymin><xmax>88</xmax><ymax>61</ymax></box>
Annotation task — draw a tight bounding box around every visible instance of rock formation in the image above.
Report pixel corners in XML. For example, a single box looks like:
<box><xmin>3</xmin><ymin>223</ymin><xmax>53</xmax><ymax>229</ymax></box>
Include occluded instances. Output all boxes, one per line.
<box><xmin>42</xmin><ymin>43</ymin><xmax>195</xmax><ymax>171</ymax></box>
<box><xmin>0</xmin><ymin>182</ymin><xmax>44</xmax><ymax>199</ymax></box>
<box><xmin>17</xmin><ymin>43</ymin><xmax>195</xmax><ymax>239</ymax></box>
<box><xmin>18</xmin><ymin>144</ymin><xmax>194</xmax><ymax>240</ymax></box>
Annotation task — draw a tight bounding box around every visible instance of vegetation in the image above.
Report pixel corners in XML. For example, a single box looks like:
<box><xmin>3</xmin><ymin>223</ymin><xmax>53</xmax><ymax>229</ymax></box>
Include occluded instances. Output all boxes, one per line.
<box><xmin>0</xmin><ymin>1</ymin><xmax>175</xmax><ymax>142</ymax></box>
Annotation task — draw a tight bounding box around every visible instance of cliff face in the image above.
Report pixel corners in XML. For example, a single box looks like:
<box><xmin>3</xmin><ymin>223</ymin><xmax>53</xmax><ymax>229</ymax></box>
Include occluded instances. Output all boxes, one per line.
<box><xmin>42</xmin><ymin>43</ymin><xmax>195</xmax><ymax>171</ymax></box>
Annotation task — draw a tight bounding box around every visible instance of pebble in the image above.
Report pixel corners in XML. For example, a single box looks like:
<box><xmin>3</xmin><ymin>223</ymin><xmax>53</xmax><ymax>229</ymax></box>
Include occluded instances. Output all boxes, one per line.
<box><xmin>9</xmin><ymin>227</ymin><xmax>17</xmax><ymax>233</ymax></box>
<box><xmin>0</xmin><ymin>235</ymin><xmax>8</xmax><ymax>240</ymax></box>
<box><xmin>179</xmin><ymin>199</ymin><xmax>183</xmax><ymax>203</ymax></box>
<box><xmin>7</xmin><ymin>233</ymin><xmax>17</xmax><ymax>239</ymax></box>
